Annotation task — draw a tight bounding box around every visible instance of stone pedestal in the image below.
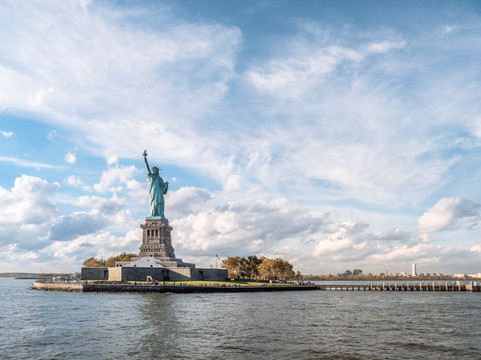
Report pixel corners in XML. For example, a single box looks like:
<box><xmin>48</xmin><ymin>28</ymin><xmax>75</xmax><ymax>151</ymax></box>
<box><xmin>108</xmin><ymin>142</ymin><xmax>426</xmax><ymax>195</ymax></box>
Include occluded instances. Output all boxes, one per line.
<box><xmin>139</xmin><ymin>218</ymin><xmax>176</xmax><ymax>258</ymax></box>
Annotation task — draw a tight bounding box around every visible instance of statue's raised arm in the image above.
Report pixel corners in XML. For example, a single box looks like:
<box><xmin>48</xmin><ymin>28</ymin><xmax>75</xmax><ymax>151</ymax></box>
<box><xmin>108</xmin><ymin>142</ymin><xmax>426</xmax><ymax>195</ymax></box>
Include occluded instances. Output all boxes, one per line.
<box><xmin>143</xmin><ymin>149</ymin><xmax>151</xmax><ymax>174</ymax></box>
<box><xmin>142</xmin><ymin>150</ymin><xmax>168</xmax><ymax>221</ymax></box>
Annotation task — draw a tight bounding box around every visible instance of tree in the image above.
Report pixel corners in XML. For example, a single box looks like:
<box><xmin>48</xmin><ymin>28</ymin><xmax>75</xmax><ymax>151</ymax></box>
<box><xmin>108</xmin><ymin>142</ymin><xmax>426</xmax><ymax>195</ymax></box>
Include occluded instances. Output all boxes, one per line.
<box><xmin>82</xmin><ymin>257</ymin><xmax>106</xmax><ymax>268</ymax></box>
<box><xmin>105</xmin><ymin>252</ymin><xmax>138</xmax><ymax>267</ymax></box>
<box><xmin>221</xmin><ymin>255</ymin><xmax>265</xmax><ymax>279</ymax></box>
<box><xmin>82</xmin><ymin>253</ymin><xmax>139</xmax><ymax>268</ymax></box>
<box><xmin>275</xmin><ymin>258</ymin><xmax>295</xmax><ymax>280</ymax></box>
<box><xmin>258</xmin><ymin>258</ymin><xmax>295</xmax><ymax>281</ymax></box>
<box><xmin>258</xmin><ymin>258</ymin><xmax>275</xmax><ymax>280</ymax></box>
<box><xmin>244</xmin><ymin>255</ymin><xmax>263</xmax><ymax>279</ymax></box>
<box><xmin>222</xmin><ymin>255</ymin><xmax>296</xmax><ymax>281</ymax></box>
<box><xmin>221</xmin><ymin>256</ymin><xmax>243</xmax><ymax>278</ymax></box>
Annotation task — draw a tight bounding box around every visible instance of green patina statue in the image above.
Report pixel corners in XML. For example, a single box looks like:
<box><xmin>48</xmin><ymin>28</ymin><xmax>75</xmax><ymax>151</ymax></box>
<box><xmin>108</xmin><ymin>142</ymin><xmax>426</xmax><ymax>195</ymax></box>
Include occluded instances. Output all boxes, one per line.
<box><xmin>143</xmin><ymin>150</ymin><xmax>169</xmax><ymax>220</ymax></box>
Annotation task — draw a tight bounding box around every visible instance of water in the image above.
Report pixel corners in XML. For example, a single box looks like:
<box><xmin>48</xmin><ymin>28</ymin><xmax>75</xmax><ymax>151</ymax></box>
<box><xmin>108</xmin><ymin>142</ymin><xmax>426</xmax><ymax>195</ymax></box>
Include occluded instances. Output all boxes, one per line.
<box><xmin>1</xmin><ymin>279</ymin><xmax>480</xmax><ymax>360</ymax></box>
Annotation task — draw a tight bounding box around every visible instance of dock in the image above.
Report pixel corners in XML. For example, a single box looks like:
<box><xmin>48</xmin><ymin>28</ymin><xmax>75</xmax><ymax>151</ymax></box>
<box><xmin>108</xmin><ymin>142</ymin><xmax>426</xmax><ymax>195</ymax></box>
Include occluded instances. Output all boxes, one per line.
<box><xmin>319</xmin><ymin>281</ymin><xmax>481</xmax><ymax>292</ymax></box>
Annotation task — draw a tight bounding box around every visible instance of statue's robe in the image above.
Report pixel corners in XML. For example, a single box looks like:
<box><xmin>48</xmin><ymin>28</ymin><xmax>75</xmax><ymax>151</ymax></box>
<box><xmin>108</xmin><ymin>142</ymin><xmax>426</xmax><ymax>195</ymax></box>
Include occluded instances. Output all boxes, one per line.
<box><xmin>147</xmin><ymin>172</ymin><xmax>168</xmax><ymax>219</ymax></box>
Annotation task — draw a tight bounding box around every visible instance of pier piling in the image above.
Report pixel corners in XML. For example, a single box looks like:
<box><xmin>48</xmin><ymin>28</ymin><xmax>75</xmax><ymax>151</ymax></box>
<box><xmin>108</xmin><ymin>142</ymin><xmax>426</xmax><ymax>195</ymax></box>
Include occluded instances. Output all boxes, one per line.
<box><xmin>320</xmin><ymin>281</ymin><xmax>480</xmax><ymax>292</ymax></box>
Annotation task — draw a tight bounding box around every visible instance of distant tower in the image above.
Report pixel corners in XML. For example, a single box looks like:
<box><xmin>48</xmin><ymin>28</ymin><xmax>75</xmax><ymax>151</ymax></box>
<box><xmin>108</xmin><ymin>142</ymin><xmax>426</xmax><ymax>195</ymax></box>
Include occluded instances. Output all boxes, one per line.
<box><xmin>412</xmin><ymin>263</ymin><xmax>417</xmax><ymax>276</ymax></box>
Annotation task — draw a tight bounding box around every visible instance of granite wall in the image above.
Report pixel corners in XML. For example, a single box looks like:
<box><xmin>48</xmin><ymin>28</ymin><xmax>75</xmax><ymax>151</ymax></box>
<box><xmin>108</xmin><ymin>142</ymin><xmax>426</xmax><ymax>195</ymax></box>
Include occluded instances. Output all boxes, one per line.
<box><xmin>107</xmin><ymin>267</ymin><xmax>122</xmax><ymax>281</ymax></box>
<box><xmin>121</xmin><ymin>267</ymin><xmax>169</xmax><ymax>282</ymax></box>
<box><xmin>192</xmin><ymin>268</ymin><xmax>228</xmax><ymax>281</ymax></box>
<box><xmin>81</xmin><ymin>266</ymin><xmax>228</xmax><ymax>281</ymax></box>
<box><xmin>81</xmin><ymin>267</ymin><xmax>108</xmax><ymax>280</ymax></box>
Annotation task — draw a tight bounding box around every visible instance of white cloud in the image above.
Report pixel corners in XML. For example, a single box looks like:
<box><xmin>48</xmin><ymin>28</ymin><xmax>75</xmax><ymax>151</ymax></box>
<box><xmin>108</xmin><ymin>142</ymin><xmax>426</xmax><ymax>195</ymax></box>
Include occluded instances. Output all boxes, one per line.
<box><xmin>0</xmin><ymin>174</ymin><xmax>137</xmax><ymax>269</ymax></box>
<box><xmin>93</xmin><ymin>165</ymin><xmax>140</xmax><ymax>193</ymax></box>
<box><xmin>0</xmin><ymin>175</ymin><xmax>59</xmax><ymax>225</ymax></box>
<box><xmin>0</xmin><ymin>1</ymin><xmax>242</xmax><ymax>181</ymax></box>
<box><xmin>75</xmin><ymin>194</ymin><xmax>134</xmax><ymax>230</ymax></box>
<box><xmin>234</xmin><ymin>29</ymin><xmax>465</xmax><ymax>209</ymax></box>
<box><xmin>2</xmin><ymin>175</ymin><xmax>480</xmax><ymax>274</ymax></box>
<box><xmin>41</xmin><ymin>229</ymin><xmax>141</xmax><ymax>267</ymax></box>
<box><xmin>1</xmin><ymin>129</ymin><xmax>13</xmax><ymax>138</ymax></box>
<box><xmin>374</xmin><ymin>228</ymin><xmax>412</xmax><ymax>242</ymax></box>
<box><xmin>307</xmin><ymin>216</ymin><xmax>481</xmax><ymax>274</ymax></box>
<box><xmin>29</xmin><ymin>85</ymin><xmax>55</xmax><ymax>107</ymax></box>
<box><xmin>315</xmin><ymin>221</ymin><xmax>371</xmax><ymax>258</ymax></box>
<box><xmin>246</xmin><ymin>45</ymin><xmax>361</xmax><ymax>96</ymax></box>
<box><xmin>49</xmin><ymin>212</ymin><xmax>107</xmax><ymax>241</ymax></box>
<box><xmin>1</xmin><ymin>1</ymin><xmax>467</xmax><ymax>213</ymax></box>
<box><xmin>0</xmin><ymin>155</ymin><xmax>63</xmax><ymax>169</ymax></box>
<box><xmin>47</xmin><ymin>129</ymin><xmax>56</xmax><ymax>141</ymax></box>
<box><xmin>1</xmin><ymin>243</ymin><xmax>39</xmax><ymax>261</ymax></box>
<box><xmin>0</xmin><ymin>176</ymin><xmax>60</xmax><ymax>253</ymax></box>
<box><xmin>246</xmin><ymin>39</ymin><xmax>404</xmax><ymax>97</ymax></box>
<box><xmin>76</xmin><ymin>194</ymin><xmax>126</xmax><ymax>216</ymax></box>
<box><xmin>418</xmin><ymin>197</ymin><xmax>479</xmax><ymax>233</ymax></box>
<box><xmin>442</xmin><ymin>25</ymin><xmax>459</xmax><ymax>34</ymax></box>
<box><xmin>223</xmin><ymin>174</ymin><xmax>241</xmax><ymax>192</ymax></box>
<box><xmin>366</xmin><ymin>40</ymin><xmax>406</xmax><ymax>54</ymax></box>
<box><xmin>64</xmin><ymin>152</ymin><xmax>76</xmax><ymax>164</ymax></box>
<box><xmin>172</xmin><ymin>189</ymin><xmax>324</xmax><ymax>256</ymax></box>
<box><xmin>168</xmin><ymin>187</ymin><xmax>212</xmax><ymax>218</ymax></box>
<box><xmin>66</xmin><ymin>175</ymin><xmax>83</xmax><ymax>187</ymax></box>
<box><xmin>106</xmin><ymin>154</ymin><xmax>118</xmax><ymax>165</ymax></box>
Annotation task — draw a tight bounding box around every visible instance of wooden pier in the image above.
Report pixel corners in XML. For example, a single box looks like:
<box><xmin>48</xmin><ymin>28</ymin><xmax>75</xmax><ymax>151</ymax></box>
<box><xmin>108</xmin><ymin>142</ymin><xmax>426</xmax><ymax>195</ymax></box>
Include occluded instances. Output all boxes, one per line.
<box><xmin>320</xmin><ymin>281</ymin><xmax>481</xmax><ymax>292</ymax></box>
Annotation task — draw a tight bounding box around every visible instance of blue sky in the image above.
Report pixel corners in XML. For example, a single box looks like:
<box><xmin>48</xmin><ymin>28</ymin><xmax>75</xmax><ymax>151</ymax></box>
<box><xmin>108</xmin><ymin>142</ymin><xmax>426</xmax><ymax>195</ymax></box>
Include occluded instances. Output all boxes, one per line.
<box><xmin>1</xmin><ymin>0</ymin><xmax>481</xmax><ymax>274</ymax></box>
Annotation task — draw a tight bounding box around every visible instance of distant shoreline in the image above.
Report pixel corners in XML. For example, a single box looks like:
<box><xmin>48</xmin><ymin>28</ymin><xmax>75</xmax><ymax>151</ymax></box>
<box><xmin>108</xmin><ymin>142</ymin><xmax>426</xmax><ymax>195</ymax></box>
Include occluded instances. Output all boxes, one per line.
<box><xmin>301</xmin><ymin>275</ymin><xmax>481</xmax><ymax>281</ymax></box>
<box><xmin>0</xmin><ymin>273</ymin><xmax>75</xmax><ymax>279</ymax></box>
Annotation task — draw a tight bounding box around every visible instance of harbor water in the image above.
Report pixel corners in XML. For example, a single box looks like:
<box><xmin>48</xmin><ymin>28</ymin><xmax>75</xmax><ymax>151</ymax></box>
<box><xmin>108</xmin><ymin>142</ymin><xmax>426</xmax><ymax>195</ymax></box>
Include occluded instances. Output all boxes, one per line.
<box><xmin>1</xmin><ymin>278</ymin><xmax>480</xmax><ymax>359</ymax></box>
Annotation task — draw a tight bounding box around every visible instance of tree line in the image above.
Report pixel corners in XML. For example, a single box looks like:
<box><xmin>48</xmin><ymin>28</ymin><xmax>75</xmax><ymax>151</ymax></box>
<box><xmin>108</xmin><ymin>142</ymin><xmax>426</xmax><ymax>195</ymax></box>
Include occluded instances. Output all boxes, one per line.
<box><xmin>221</xmin><ymin>255</ymin><xmax>297</xmax><ymax>281</ymax></box>
<box><xmin>82</xmin><ymin>252</ymin><xmax>138</xmax><ymax>268</ymax></box>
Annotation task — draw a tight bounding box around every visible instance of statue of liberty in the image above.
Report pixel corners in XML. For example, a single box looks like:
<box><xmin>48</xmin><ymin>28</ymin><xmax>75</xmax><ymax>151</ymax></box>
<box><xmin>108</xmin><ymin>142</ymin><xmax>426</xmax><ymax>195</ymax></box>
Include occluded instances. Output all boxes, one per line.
<box><xmin>143</xmin><ymin>150</ymin><xmax>169</xmax><ymax>220</ymax></box>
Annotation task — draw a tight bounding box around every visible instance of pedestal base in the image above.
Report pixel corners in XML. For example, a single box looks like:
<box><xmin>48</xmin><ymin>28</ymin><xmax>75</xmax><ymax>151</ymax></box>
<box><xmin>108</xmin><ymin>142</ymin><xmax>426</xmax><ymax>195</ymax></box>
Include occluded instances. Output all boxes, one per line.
<box><xmin>139</xmin><ymin>218</ymin><xmax>175</xmax><ymax>258</ymax></box>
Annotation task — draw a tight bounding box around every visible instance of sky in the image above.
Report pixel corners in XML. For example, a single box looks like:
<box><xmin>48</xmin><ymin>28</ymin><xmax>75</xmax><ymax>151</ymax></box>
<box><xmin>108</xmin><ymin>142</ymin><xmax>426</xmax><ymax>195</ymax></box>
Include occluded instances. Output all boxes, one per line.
<box><xmin>1</xmin><ymin>0</ymin><xmax>481</xmax><ymax>275</ymax></box>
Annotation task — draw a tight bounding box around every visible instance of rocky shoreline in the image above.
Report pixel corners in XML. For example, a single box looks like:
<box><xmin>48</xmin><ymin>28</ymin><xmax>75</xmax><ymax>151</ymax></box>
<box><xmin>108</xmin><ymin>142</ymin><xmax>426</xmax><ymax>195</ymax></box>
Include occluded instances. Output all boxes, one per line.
<box><xmin>32</xmin><ymin>281</ymin><xmax>321</xmax><ymax>293</ymax></box>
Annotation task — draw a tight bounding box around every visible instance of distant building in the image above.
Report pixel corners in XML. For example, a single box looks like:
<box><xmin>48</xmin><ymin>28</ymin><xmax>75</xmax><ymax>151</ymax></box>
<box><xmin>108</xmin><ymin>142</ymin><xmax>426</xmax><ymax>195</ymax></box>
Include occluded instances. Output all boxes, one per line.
<box><xmin>353</xmin><ymin>269</ymin><xmax>363</xmax><ymax>276</ymax></box>
<box><xmin>455</xmin><ymin>273</ymin><xmax>481</xmax><ymax>279</ymax></box>
<box><xmin>343</xmin><ymin>270</ymin><xmax>352</xmax><ymax>277</ymax></box>
<box><xmin>467</xmin><ymin>273</ymin><xmax>481</xmax><ymax>278</ymax></box>
<box><xmin>412</xmin><ymin>263</ymin><xmax>417</xmax><ymax>277</ymax></box>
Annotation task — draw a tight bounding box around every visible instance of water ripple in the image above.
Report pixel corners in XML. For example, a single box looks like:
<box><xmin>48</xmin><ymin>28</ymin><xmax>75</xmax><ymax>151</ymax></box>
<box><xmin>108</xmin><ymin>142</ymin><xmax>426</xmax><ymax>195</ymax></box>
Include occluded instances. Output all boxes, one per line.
<box><xmin>0</xmin><ymin>280</ymin><xmax>480</xmax><ymax>360</ymax></box>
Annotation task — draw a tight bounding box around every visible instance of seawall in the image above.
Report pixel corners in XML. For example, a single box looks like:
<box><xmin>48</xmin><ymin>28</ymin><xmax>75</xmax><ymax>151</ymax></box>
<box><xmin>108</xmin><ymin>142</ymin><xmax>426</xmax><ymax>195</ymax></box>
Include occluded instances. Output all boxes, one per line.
<box><xmin>32</xmin><ymin>281</ymin><xmax>84</xmax><ymax>292</ymax></box>
<box><xmin>32</xmin><ymin>281</ymin><xmax>320</xmax><ymax>293</ymax></box>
